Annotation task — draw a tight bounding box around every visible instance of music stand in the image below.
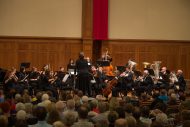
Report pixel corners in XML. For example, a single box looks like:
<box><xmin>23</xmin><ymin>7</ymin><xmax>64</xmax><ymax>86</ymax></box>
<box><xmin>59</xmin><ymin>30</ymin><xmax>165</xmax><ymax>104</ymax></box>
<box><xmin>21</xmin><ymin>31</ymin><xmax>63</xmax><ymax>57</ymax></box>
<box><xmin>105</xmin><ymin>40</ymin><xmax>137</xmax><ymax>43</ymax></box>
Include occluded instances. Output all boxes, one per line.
<box><xmin>116</xmin><ymin>66</ymin><xmax>126</xmax><ymax>73</ymax></box>
<box><xmin>96</xmin><ymin>60</ymin><xmax>110</xmax><ymax>67</ymax></box>
<box><xmin>20</xmin><ymin>62</ymin><xmax>30</xmax><ymax>68</ymax></box>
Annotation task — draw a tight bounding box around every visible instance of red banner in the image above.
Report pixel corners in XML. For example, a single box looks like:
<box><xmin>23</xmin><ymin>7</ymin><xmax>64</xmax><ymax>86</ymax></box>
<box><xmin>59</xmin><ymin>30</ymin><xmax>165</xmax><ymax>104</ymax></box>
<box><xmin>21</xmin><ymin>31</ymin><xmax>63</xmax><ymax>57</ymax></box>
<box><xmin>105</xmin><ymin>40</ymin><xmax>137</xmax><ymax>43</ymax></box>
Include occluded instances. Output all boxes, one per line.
<box><xmin>93</xmin><ymin>0</ymin><xmax>108</xmax><ymax>40</ymax></box>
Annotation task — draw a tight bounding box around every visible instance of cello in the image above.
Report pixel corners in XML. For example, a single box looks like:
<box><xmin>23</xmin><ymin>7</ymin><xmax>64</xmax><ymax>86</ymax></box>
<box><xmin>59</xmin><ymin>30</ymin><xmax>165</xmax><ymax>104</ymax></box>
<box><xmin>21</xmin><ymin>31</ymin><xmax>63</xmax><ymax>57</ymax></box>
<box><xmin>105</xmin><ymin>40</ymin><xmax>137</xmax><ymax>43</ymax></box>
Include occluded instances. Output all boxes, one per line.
<box><xmin>102</xmin><ymin>77</ymin><xmax>118</xmax><ymax>97</ymax></box>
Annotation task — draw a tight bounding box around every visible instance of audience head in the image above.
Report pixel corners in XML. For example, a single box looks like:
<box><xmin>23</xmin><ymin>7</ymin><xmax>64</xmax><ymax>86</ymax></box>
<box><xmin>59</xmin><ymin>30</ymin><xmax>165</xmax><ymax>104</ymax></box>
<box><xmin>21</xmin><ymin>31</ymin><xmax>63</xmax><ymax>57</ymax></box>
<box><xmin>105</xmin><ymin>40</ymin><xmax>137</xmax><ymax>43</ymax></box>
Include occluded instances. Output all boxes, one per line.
<box><xmin>115</xmin><ymin>118</ymin><xmax>128</xmax><ymax>127</ymax></box>
<box><xmin>0</xmin><ymin>115</ymin><xmax>8</xmax><ymax>127</ymax></box>
<box><xmin>0</xmin><ymin>101</ymin><xmax>11</xmax><ymax>114</ymax></box>
<box><xmin>108</xmin><ymin>111</ymin><xmax>118</xmax><ymax>124</ymax></box>
<box><xmin>66</xmin><ymin>99</ymin><xmax>75</xmax><ymax>110</ymax></box>
<box><xmin>155</xmin><ymin>113</ymin><xmax>168</xmax><ymax>125</ymax></box>
<box><xmin>115</xmin><ymin>106</ymin><xmax>125</xmax><ymax>118</ymax></box>
<box><xmin>141</xmin><ymin>106</ymin><xmax>150</xmax><ymax>118</ymax></box>
<box><xmin>34</xmin><ymin>106</ymin><xmax>47</xmax><ymax>121</ymax></box>
<box><xmin>42</xmin><ymin>93</ymin><xmax>49</xmax><ymax>101</ymax></box>
<box><xmin>124</xmin><ymin>103</ymin><xmax>134</xmax><ymax>114</ymax></box>
<box><xmin>77</xmin><ymin>105</ymin><xmax>89</xmax><ymax>119</ymax></box>
<box><xmin>16</xmin><ymin>110</ymin><xmax>27</xmax><ymax>120</ymax></box>
<box><xmin>63</xmin><ymin>111</ymin><xmax>77</xmax><ymax>126</ymax></box>
<box><xmin>133</xmin><ymin>107</ymin><xmax>141</xmax><ymax>120</ymax></box>
<box><xmin>125</xmin><ymin>116</ymin><xmax>136</xmax><ymax>127</ymax></box>
<box><xmin>16</xmin><ymin>102</ymin><xmax>25</xmax><ymax>112</ymax></box>
<box><xmin>53</xmin><ymin>121</ymin><xmax>64</xmax><ymax>127</ymax></box>
<box><xmin>98</xmin><ymin>102</ymin><xmax>107</xmax><ymax>113</ymax></box>
<box><xmin>47</xmin><ymin>109</ymin><xmax>61</xmax><ymax>125</ymax></box>
<box><xmin>82</xmin><ymin>96</ymin><xmax>89</xmax><ymax>104</ymax></box>
<box><xmin>89</xmin><ymin>99</ymin><xmax>98</xmax><ymax>110</ymax></box>
<box><xmin>55</xmin><ymin>101</ymin><xmax>66</xmax><ymax>112</ymax></box>
<box><xmin>24</xmin><ymin>103</ymin><xmax>33</xmax><ymax>114</ymax></box>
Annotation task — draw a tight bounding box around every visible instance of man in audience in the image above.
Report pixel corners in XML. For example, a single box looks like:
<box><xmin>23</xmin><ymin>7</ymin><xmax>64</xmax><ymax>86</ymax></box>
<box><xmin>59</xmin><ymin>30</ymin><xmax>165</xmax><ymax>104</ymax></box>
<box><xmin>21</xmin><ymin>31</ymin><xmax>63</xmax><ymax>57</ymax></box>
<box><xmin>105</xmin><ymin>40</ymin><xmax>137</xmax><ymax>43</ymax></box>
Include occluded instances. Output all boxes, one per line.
<box><xmin>31</xmin><ymin>106</ymin><xmax>52</xmax><ymax>127</ymax></box>
<box><xmin>72</xmin><ymin>106</ymin><xmax>93</xmax><ymax>127</ymax></box>
<box><xmin>115</xmin><ymin>118</ymin><xmax>128</xmax><ymax>127</ymax></box>
<box><xmin>63</xmin><ymin>99</ymin><xmax>78</xmax><ymax>120</ymax></box>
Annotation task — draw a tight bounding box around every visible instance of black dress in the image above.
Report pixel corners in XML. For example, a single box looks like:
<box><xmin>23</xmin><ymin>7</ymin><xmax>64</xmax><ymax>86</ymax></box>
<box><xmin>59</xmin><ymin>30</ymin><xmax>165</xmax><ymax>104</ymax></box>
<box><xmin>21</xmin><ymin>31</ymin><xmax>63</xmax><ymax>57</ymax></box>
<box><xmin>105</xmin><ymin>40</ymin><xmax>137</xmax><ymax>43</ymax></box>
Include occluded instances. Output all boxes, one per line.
<box><xmin>75</xmin><ymin>58</ymin><xmax>91</xmax><ymax>95</ymax></box>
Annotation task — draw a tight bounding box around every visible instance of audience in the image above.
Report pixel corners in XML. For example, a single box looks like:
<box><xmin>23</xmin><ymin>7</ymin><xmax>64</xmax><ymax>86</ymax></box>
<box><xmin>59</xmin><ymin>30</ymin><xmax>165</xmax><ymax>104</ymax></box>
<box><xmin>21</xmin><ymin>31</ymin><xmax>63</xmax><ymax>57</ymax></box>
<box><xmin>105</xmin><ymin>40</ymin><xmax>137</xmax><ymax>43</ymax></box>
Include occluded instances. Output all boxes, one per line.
<box><xmin>0</xmin><ymin>83</ymin><xmax>189</xmax><ymax>127</ymax></box>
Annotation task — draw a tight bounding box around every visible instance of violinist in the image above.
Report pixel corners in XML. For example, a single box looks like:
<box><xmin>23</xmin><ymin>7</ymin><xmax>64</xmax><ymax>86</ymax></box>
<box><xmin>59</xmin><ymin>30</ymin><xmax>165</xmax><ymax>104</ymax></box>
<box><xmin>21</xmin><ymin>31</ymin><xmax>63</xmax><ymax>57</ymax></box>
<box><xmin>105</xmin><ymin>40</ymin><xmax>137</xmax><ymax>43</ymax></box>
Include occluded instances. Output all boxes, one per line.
<box><xmin>90</xmin><ymin>66</ymin><xmax>107</xmax><ymax>95</ymax></box>
<box><xmin>57</xmin><ymin>67</ymin><xmax>65</xmax><ymax>81</ymax></box>
<box><xmin>28</xmin><ymin>67</ymin><xmax>40</xmax><ymax>91</ymax></box>
<box><xmin>48</xmin><ymin>70</ymin><xmax>58</xmax><ymax>86</ymax></box>
<box><xmin>96</xmin><ymin>66</ymin><xmax>107</xmax><ymax>93</ymax></box>
<box><xmin>46</xmin><ymin>70</ymin><xmax>58</xmax><ymax>98</ymax></box>
<box><xmin>18</xmin><ymin>67</ymin><xmax>29</xmax><ymax>87</ymax></box>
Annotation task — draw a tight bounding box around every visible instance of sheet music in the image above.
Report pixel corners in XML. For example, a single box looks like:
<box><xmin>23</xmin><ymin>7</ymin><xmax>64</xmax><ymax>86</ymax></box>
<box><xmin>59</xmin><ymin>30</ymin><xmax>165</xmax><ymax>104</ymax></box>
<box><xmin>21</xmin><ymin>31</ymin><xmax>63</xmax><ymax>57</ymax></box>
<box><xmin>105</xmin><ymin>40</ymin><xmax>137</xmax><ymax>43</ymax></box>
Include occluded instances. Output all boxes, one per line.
<box><xmin>62</xmin><ymin>74</ymin><xmax>69</xmax><ymax>83</ymax></box>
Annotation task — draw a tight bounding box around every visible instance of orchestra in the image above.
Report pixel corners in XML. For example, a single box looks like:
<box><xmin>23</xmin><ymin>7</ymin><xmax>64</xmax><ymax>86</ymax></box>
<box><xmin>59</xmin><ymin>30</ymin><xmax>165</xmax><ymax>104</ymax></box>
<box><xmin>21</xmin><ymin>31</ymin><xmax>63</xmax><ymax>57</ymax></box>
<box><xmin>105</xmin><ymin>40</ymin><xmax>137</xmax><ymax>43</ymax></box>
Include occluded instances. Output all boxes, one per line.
<box><xmin>0</xmin><ymin>50</ymin><xmax>187</xmax><ymax>99</ymax></box>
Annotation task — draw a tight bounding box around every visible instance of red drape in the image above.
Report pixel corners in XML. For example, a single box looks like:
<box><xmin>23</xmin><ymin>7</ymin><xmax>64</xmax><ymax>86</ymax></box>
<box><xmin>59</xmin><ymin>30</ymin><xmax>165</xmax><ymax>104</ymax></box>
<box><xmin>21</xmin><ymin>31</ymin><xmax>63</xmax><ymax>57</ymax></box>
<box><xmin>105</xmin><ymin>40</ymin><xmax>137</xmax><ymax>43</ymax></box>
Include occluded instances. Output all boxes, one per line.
<box><xmin>93</xmin><ymin>0</ymin><xmax>108</xmax><ymax>40</ymax></box>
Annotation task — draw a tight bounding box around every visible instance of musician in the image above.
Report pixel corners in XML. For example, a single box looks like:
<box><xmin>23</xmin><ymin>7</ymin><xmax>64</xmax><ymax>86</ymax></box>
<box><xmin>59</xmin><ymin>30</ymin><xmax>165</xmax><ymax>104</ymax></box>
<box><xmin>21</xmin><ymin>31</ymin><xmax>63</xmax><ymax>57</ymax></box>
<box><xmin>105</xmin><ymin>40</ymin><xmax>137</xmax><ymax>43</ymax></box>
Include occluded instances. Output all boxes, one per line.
<box><xmin>67</xmin><ymin>59</ymin><xmax>75</xmax><ymax>71</ymax></box>
<box><xmin>176</xmin><ymin>69</ymin><xmax>186</xmax><ymax>91</ymax></box>
<box><xmin>158</xmin><ymin>67</ymin><xmax>170</xmax><ymax>89</ymax></box>
<box><xmin>137</xmin><ymin>70</ymin><xmax>154</xmax><ymax>95</ymax></box>
<box><xmin>48</xmin><ymin>71</ymin><xmax>57</xmax><ymax>86</ymax></box>
<box><xmin>169</xmin><ymin>71</ymin><xmax>178</xmax><ymax>89</ymax></box>
<box><xmin>75</xmin><ymin>52</ymin><xmax>91</xmax><ymax>96</ymax></box>
<box><xmin>101</xmin><ymin>48</ymin><xmax>112</xmax><ymax>61</ymax></box>
<box><xmin>57</xmin><ymin>67</ymin><xmax>65</xmax><ymax>80</ymax></box>
<box><xmin>119</xmin><ymin>65</ymin><xmax>134</xmax><ymax>92</ymax></box>
<box><xmin>28</xmin><ymin>67</ymin><xmax>40</xmax><ymax>92</ymax></box>
<box><xmin>86</xmin><ymin>57</ymin><xmax>92</xmax><ymax>66</ymax></box>
<box><xmin>46</xmin><ymin>70</ymin><xmax>58</xmax><ymax>98</ymax></box>
<box><xmin>91</xmin><ymin>66</ymin><xmax>107</xmax><ymax>95</ymax></box>
<box><xmin>17</xmin><ymin>67</ymin><xmax>28</xmax><ymax>87</ymax></box>
<box><xmin>4</xmin><ymin>67</ymin><xmax>19</xmax><ymax>94</ymax></box>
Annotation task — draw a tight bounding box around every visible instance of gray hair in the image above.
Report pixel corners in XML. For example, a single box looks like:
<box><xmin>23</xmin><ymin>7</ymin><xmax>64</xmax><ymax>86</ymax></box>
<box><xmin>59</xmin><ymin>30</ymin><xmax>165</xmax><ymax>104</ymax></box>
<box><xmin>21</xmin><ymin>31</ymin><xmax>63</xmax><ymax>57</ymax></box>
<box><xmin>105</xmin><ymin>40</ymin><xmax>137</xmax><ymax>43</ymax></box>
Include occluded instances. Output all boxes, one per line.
<box><xmin>16</xmin><ymin>110</ymin><xmax>27</xmax><ymax>120</ymax></box>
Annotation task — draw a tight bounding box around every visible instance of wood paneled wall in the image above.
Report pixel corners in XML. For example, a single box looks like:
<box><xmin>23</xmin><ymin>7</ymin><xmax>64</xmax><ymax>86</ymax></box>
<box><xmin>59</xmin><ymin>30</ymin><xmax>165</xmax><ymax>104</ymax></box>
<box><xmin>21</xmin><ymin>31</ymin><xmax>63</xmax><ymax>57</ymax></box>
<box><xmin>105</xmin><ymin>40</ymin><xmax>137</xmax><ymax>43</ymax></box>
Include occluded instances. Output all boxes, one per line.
<box><xmin>0</xmin><ymin>36</ymin><xmax>83</xmax><ymax>71</ymax></box>
<box><xmin>1</xmin><ymin>37</ymin><xmax>190</xmax><ymax>79</ymax></box>
<box><xmin>102</xmin><ymin>39</ymin><xmax>190</xmax><ymax>79</ymax></box>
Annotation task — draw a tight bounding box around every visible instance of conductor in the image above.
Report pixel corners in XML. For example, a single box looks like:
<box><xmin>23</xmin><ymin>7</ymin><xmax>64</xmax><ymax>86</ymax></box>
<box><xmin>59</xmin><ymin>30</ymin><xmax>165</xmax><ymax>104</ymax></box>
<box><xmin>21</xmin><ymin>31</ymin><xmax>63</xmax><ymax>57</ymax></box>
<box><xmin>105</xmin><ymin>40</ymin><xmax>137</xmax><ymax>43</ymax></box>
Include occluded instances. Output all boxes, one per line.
<box><xmin>75</xmin><ymin>52</ymin><xmax>91</xmax><ymax>96</ymax></box>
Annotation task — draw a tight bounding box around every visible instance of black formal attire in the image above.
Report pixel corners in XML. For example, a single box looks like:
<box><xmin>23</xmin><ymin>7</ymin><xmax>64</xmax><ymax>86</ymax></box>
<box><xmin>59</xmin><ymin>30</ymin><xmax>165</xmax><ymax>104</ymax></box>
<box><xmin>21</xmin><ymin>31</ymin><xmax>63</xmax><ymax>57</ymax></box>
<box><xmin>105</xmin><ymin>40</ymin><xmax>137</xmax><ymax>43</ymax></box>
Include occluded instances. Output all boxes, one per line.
<box><xmin>138</xmin><ymin>75</ymin><xmax>154</xmax><ymax>95</ymax></box>
<box><xmin>158</xmin><ymin>72</ymin><xmax>170</xmax><ymax>89</ymax></box>
<box><xmin>67</xmin><ymin>63</ymin><xmax>75</xmax><ymax>71</ymax></box>
<box><xmin>29</xmin><ymin>71</ymin><xmax>40</xmax><ymax>93</ymax></box>
<box><xmin>56</xmin><ymin>71</ymin><xmax>65</xmax><ymax>88</ymax></box>
<box><xmin>94</xmin><ymin>70</ymin><xmax>107</xmax><ymax>94</ymax></box>
<box><xmin>75</xmin><ymin>58</ymin><xmax>91</xmax><ymax>96</ymax></box>
<box><xmin>122</xmin><ymin>71</ymin><xmax>134</xmax><ymax>91</ymax></box>
<box><xmin>177</xmin><ymin>74</ymin><xmax>186</xmax><ymax>91</ymax></box>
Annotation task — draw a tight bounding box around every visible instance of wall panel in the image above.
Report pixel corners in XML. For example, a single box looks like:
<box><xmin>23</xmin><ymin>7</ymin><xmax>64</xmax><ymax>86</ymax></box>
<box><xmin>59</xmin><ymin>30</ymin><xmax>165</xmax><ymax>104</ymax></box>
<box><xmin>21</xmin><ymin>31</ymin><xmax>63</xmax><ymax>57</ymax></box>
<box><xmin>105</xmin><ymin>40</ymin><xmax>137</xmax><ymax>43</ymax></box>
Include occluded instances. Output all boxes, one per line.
<box><xmin>0</xmin><ymin>37</ymin><xmax>82</xmax><ymax>71</ymax></box>
<box><xmin>102</xmin><ymin>40</ymin><xmax>190</xmax><ymax>79</ymax></box>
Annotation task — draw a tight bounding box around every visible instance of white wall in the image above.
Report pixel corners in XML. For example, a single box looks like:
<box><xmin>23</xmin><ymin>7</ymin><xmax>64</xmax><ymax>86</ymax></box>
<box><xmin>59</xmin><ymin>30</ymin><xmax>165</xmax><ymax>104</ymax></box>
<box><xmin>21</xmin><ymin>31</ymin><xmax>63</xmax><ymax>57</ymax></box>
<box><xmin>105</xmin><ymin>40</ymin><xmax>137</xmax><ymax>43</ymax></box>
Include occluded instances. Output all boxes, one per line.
<box><xmin>0</xmin><ymin>0</ymin><xmax>82</xmax><ymax>37</ymax></box>
<box><xmin>109</xmin><ymin>0</ymin><xmax>190</xmax><ymax>40</ymax></box>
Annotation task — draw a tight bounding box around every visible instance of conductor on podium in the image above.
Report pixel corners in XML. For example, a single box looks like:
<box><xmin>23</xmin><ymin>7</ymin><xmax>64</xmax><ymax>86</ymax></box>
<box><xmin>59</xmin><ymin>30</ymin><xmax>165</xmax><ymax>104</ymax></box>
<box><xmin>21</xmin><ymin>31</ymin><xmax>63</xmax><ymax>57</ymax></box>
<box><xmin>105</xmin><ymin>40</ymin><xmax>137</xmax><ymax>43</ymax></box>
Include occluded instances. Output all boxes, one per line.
<box><xmin>75</xmin><ymin>52</ymin><xmax>91</xmax><ymax>96</ymax></box>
